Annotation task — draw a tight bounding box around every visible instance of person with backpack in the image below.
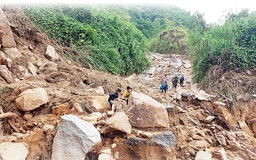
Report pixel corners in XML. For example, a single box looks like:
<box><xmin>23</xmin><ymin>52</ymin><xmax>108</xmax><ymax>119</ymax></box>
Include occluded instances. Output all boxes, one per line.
<box><xmin>108</xmin><ymin>88</ymin><xmax>122</xmax><ymax>112</ymax></box>
<box><xmin>160</xmin><ymin>74</ymin><xmax>168</xmax><ymax>93</ymax></box>
<box><xmin>180</xmin><ymin>74</ymin><xmax>185</xmax><ymax>87</ymax></box>
<box><xmin>172</xmin><ymin>76</ymin><xmax>179</xmax><ymax>91</ymax></box>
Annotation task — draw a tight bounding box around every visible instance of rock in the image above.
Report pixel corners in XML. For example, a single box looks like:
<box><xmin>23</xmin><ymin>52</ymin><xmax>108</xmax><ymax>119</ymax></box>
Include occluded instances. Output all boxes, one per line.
<box><xmin>111</xmin><ymin>143</ymin><xmax>117</xmax><ymax>149</ymax></box>
<box><xmin>0</xmin><ymin>56</ymin><xmax>6</xmax><ymax>65</ymax></box>
<box><xmin>195</xmin><ymin>150</ymin><xmax>212</xmax><ymax>160</ymax></box>
<box><xmin>191</xmin><ymin>84</ymin><xmax>215</xmax><ymax>101</ymax></box>
<box><xmin>25</xmin><ymin>128</ymin><xmax>44</xmax><ymax>143</ymax></box>
<box><xmin>73</xmin><ymin>103</ymin><xmax>83</xmax><ymax>113</ymax></box>
<box><xmin>127</xmin><ymin>92</ymin><xmax>169</xmax><ymax>128</ymax></box>
<box><xmin>107</xmin><ymin>110</ymin><xmax>114</xmax><ymax>117</ymax></box>
<box><xmin>0</xmin><ymin>142</ymin><xmax>28</xmax><ymax>160</ymax></box>
<box><xmin>165</xmin><ymin>103</ymin><xmax>175</xmax><ymax>112</ymax></box>
<box><xmin>22</xmin><ymin>112</ymin><xmax>33</xmax><ymax>121</ymax></box>
<box><xmin>205</xmin><ymin>116</ymin><xmax>215</xmax><ymax>123</ymax></box>
<box><xmin>51</xmin><ymin>115</ymin><xmax>101</xmax><ymax>160</ymax></box>
<box><xmin>182</xmin><ymin>60</ymin><xmax>192</xmax><ymax>68</ymax></box>
<box><xmin>17</xmin><ymin>65</ymin><xmax>30</xmax><ymax>77</ymax></box>
<box><xmin>45</xmin><ymin>45</ymin><xmax>61</xmax><ymax>61</ymax></box>
<box><xmin>101</xmin><ymin>112</ymin><xmax>131</xmax><ymax>134</ymax></box>
<box><xmin>216</xmin><ymin>134</ymin><xmax>227</xmax><ymax>146</ymax></box>
<box><xmin>253</xmin><ymin>94</ymin><xmax>256</xmax><ymax>98</ymax></box>
<box><xmin>5</xmin><ymin>58</ymin><xmax>12</xmax><ymax>68</ymax></box>
<box><xmin>189</xmin><ymin>140</ymin><xmax>209</xmax><ymax>150</ymax></box>
<box><xmin>52</xmin><ymin>103</ymin><xmax>70</xmax><ymax>115</ymax></box>
<box><xmin>213</xmin><ymin>101</ymin><xmax>226</xmax><ymax>106</ymax></box>
<box><xmin>181</xmin><ymin>92</ymin><xmax>193</xmax><ymax>102</ymax></box>
<box><xmin>42</xmin><ymin>124</ymin><xmax>55</xmax><ymax>132</ymax></box>
<box><xmin>11</xmin><ymin>133</ymin><xmax>24</xmax><ymax>139</ymax></box>
<box><xmin>2</xmin><ymin>48</ymin><xmax>22</xmax><ymax>60</ymax></box>
<box><xmin>27</xmin><ymin>62</ymin><xmax>37</xmax><ymax>75</ymax></box>
<box><xmin>127</xmin><ymin>131</ymin><xmax>176</xmax><ymax>147</ymax></box>
<box><xmin>4</xmin><ymin>136</ymin><xmax>17</xmax><ymax>142</ymax></box>
<box><xmin>0</xmin><ymin>51</ymin><xmax>6</xmax><ymax>59</ymax></box>
<box><xmin>94</xmin><ymin>86</ymin><xmax>105</xmax><ymax>95</ymax></box>
<box><xmin>0</xmin><ymin>65</ymin><xmax>14</xmax><ymax>83</ymax></box>
<box><xmin>125</xmin><ymin>73</ymin><xmax>136</xmax><ymax>83</ymax></box>
<box><xmin>212</xmin><ymin>147</ymin><xmax>228</xmax><ymax>160</ymax></box>
<box><xmin>151</xmin><ymin>131</ymin><xmax>176</xmax><ymax>147</ymax></box>
<box><xmin>0</xmin><ymin>8</ymin><xmax>16</xmax><ymax>48</ymax></box>
<box><xmin>15</xmin><ymin>87</ymin><xmax>49</xmax><ymax>111</ymax></box>
<box><xmin>82</xmin><ymin>112</ymin><xmax>103</xmax><ymax>125</ymax></box>
<box><xmin>98</xmin><ymin>148</ymin><xmax>113</xmax><ymax>160</ymax></box>
<box><xmin>87</xmin><ymin>96</ymin><xmax>109</xmax><ymax>112</ymax></box>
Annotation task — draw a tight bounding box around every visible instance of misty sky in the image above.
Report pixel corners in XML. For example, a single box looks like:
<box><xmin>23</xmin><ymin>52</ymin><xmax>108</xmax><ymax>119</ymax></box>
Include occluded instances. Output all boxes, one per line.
<box><xmin>1</xmin><ymin>0</ymin><xmax>255</xmax><ymax>24</ymax></box>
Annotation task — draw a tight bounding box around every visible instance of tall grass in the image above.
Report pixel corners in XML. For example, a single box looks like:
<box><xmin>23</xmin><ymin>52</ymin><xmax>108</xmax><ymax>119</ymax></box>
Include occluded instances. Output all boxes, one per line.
<box><xmin>189</xmin><ymin>13</ymin><xmax>256</xmax><ymax>83</ymax></box>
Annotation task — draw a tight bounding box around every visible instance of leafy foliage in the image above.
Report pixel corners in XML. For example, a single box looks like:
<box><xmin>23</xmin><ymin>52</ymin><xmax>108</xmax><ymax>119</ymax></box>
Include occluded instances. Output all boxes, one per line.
<box><xmin>24</xmin><ymin>4</ymin><xmax>149</xmax><ymax>75</ymax></box>
<box><xmin>189</xmin><ymin>10</ymin><xmax>256</xmax><ymax>83</ymax></box>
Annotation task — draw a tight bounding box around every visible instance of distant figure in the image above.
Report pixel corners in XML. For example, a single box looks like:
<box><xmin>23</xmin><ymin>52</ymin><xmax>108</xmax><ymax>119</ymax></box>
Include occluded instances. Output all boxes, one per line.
<box><xmin>172</xmin><ymin>76</ymin><xmax>179</xmax><ymax>91</ymax></box>
<box><xmin>108</xmin><ymin>88</ymin><xmax>122</xmax><ymax>112</ymax></box>
<box><xmin>160</xmin><ymin>74</ymin><xmax>168</xmax><ymax>93</ymax></box>
<box><xmin>123</xmin><ymin>86</ymin><xmax>132</xmax><ymax>105</ymax></box>
<box><xmin>180</xmin><ymin>74</ymin><xmax>185</xmax><ymax>87</ymax></box>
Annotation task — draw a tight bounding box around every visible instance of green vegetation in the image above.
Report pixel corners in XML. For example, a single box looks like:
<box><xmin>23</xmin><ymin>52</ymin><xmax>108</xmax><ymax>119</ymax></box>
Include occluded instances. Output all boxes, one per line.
<box><xmin>24</xmin><ymin>4</ymin><xmax>207</xmax><ymax>74</ymax></box>
<box><xmin>189</xmin><ymin>10</ymin><xmax>256</xmax><ymax>83</ymax></box>
<box><xmin>128</xmin><ymin>5</ymin><xmax>206</xmax><ymax>54</ymax></box>
<box><xmin>24</xmin><ymin>5</ymin><xmax>149</xmax><ymax>75</ymax></box>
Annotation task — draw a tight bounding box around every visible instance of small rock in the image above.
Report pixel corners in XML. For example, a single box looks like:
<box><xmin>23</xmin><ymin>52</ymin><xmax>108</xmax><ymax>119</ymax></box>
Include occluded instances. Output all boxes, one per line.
<box><xmin>27</xmin><ymin>62</ymin><xmax>37</xmax><ymax>75</ymax></box>
<box><xmin>195</xmin><ymin>150</ymin><xmax>212</xmax><ymax>160</ymax></box>
<box><xmin>4</xmin><ymin>136</ymin><xmax>17</xmax><ymax>142</ymax></box>
<box><xmin>73</xmin><ymin>103</ymin><xmax>83</xmax><ymax>113</ymax></box>
<box><xmin>23</xmin><ymin>112</ymin><xmax>33</xmax><ymax>121</ymax></box>
<box><xmin>98</xmin><ymin>148</ymin><xmax>113</xmax><ymax>160</ymax></box>
<box><xmin>111</xmin><ymin>143</ymin><xmax>117</xmax><ymax>149</ymax></box>
<box><xmin>12</xmin><ymin>133</ymin><xmax>24</xmax><ymax>139</ymax></box>
<box><xmin>94</xmin><ymin>86</ymin><xmax>105</xmax><ymax>95</ymax></box>
<box><xmin>205</xmin><ymin>116</ymin><xmax>215</xmax><ymax>123</ymax></box>
<box><xmin>214</xmin><ymin>101</ymin><xmax>226</xmax><ymax>106</ymax></box>
<box><xmin>42</xmin><ymin>124</ymin><xmax>55</xmax><ymax>132</ymax></box>
<box><xmin>0</xmin><ymin>142</ymin><xmax>28</xmax><ymax>160</ymax></box>
<box><xmin>15</xmin><ymin>87</ymin><xmax>49</xmax><ymax>111</ymax></box>
<box><xmin>107</xmin><ymin>111</ymin><xmax>114</xmax><ymax>117</ymax></box>
<box><xmin>45</xmin><ymin>45</ymin><xmax>61</xmax><ymax>61</ymax></box>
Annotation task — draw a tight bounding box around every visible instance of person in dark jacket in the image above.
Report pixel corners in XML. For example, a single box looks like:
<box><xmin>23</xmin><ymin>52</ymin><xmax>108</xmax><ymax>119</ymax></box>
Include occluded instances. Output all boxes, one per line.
<box><xmin>108</xmin><ymin>88</ymin><xmax>122</xmax><ymax>112</ymax></box>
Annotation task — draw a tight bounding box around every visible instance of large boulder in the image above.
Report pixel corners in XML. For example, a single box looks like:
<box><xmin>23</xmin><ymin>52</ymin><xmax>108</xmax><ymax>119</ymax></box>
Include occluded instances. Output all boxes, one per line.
<box><xmin>0</xmin><ymin>142</ymin><xmax>28</xmax><ymax>160</ymax></box>
<box><xmin>101</xmin><ymin>112</ymin><xmax>132</xmax><ymax>134</ymax></box>
<box><xmin>127</xmin><ymin>92</ymin><xmax>169</xmax><ymax>128</ymax></box>
<box><xmin>0</xmin><ymin>8</ymin><xmax>16</xmax><ymax>48</ymax></box>
<box><xmin>51</xmin><ymin>115</ymin><xmax>101</xmax><ymax>160</ymax></box>
<box><xmin>15</xmin><ymin>87</ymin><xmax>49</xmax><ymax>111</ymax></box>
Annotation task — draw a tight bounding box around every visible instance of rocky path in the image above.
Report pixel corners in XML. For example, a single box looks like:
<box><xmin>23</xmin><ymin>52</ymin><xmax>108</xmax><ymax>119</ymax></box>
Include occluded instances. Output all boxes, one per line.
<box><xmin>127</xmin><ymin>53</ymin><xmax>256</xmax><ymax>160</ymax></box>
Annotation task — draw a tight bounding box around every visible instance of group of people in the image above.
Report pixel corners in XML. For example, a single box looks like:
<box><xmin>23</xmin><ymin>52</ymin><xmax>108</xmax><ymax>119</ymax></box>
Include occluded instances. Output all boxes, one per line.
<box><xmin>107</xmin><ymin>73</ymin><xmax>185</xmax><ymax>112</ymax></box>
<box><xmin>107</xmin><ymin>86</ymin><xmax>132</xmax><ymax>112</ymax></box>
<box><xmin>160</xmin><ymin>73</ymin><xmax>185</xmax><ymax>93</ymax></box>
